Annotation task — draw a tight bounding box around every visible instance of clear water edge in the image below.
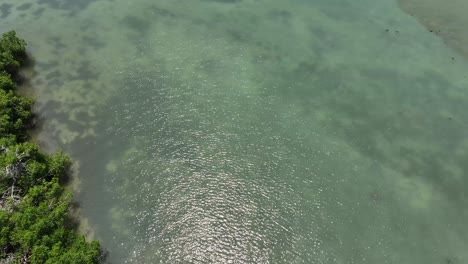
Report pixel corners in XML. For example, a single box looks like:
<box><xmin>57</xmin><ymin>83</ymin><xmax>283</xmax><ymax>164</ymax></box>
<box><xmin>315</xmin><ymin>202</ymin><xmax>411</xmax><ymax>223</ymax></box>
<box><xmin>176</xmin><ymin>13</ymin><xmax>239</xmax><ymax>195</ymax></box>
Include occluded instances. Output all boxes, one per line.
<box><xmin>1</xmin><ymin>0</ymin><xmax>468</xmax><ymax>263</ymax></box>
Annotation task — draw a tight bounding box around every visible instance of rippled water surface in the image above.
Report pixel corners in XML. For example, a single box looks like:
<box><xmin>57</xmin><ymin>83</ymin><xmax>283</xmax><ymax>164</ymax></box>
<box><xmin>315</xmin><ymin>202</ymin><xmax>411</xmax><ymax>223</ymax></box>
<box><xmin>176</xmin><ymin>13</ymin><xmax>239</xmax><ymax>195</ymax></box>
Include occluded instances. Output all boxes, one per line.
<box><xmin>2</xmin><ymin>0</ymin><xmax>468</xmax><ymax>263</ymax></box>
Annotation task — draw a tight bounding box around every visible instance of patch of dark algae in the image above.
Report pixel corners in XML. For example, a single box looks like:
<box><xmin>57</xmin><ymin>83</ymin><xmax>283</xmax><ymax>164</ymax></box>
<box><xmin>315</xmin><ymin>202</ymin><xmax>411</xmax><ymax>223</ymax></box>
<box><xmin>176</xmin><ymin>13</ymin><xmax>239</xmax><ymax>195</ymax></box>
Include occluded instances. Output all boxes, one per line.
<box><xmin>0</xmin><ymin>3</ymin><xmax>12</xmax><ymax>19</ymax></box>
<box><xmin>37</xmin><ymin>0</ymin><xmax>108</xmax><ymax>15</ymax></box>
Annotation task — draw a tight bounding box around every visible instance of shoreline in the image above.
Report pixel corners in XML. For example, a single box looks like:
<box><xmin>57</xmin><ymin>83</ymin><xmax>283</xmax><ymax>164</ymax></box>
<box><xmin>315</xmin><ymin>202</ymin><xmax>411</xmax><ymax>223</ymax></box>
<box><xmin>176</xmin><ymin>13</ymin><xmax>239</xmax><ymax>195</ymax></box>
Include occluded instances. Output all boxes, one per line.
<box><xmin>398</xmin><ymin>0</ymin><xmax>468</xmax><ymax>60</ymax></box>
<box><xmin>0</xmin><ymin>30</ymin><xmax>102</xmax><ymax>263</ymax></box>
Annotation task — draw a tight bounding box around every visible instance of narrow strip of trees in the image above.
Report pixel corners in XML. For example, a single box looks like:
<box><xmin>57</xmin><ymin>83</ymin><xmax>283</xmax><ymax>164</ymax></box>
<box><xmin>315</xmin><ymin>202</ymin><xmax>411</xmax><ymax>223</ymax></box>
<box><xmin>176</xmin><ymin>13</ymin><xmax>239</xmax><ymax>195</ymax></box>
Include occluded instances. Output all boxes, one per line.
<box><xmin>0</xmin><ymin>31</ymin><xmax>101</xmax><ymax>264</ymax></box>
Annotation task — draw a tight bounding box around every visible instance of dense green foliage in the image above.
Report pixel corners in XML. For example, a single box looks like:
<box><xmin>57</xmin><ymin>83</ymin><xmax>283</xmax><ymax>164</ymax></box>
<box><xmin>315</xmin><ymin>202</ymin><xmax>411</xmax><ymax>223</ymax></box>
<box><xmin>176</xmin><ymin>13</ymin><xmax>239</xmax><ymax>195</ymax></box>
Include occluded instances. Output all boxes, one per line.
<box><xmin>0</xmin><ymin>31</ymin><xmax>27</xmax><ymax>75</ymax></box>
<box><xmin>0</xmin><ymin>31</ymin><xmax>100</xmax><ymax>263</ymax></box>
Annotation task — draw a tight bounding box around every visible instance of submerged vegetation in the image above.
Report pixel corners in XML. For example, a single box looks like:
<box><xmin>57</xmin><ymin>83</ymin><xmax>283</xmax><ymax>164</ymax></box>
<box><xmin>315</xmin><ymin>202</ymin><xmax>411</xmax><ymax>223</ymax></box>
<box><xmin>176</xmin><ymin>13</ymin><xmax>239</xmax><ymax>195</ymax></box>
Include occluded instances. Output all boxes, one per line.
<box><xmin>0</xmin><ymin>31</ymin><xmax>100</xmax><ymax>263</ymax></box>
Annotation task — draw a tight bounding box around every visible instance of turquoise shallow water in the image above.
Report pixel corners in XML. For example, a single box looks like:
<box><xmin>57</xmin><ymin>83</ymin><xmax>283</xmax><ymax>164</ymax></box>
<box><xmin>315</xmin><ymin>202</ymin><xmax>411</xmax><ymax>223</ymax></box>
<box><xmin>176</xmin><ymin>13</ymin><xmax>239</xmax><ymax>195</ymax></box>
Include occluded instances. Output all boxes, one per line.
<box><xmin>2</xmin><ymin>0</ymin><xmax>468</xmax><ymax>263</ymax></box>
